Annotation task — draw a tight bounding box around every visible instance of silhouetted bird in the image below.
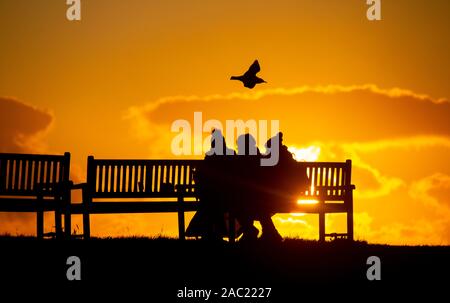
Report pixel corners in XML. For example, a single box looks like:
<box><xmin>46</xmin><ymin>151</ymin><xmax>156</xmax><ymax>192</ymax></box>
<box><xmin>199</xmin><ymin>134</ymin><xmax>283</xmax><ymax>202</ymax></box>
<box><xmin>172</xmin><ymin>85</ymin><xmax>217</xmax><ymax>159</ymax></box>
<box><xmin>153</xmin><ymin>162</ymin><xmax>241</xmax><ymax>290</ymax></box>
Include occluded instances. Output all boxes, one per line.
<box><xmin>230</xmin><ymin>60</ymin><xmax>266</xmax><ymax>89</ymax></box>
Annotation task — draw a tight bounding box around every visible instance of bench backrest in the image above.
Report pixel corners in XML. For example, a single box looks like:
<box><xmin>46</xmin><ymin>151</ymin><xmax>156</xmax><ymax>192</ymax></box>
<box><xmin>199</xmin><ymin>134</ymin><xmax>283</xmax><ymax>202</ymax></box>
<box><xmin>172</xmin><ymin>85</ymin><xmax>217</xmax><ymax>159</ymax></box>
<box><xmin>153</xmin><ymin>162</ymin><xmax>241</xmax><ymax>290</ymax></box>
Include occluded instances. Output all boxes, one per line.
<box><xmin>86</xmin><ymin>156</ymin><xmax>200</xmax><ymax>198</ymax></box>
<box><xmin>86</xmin><ymin>156</ymin><xmax>352</xmax><ymax>201</ymax></box>
<box><xmin>0</xmin><ymin>152</ymin><xmax>71</xmax><ymax>197</ymax></box>
<box><xmin>299</xmin><ymin>160</ymin><xmax>352</xmax><ymax>199</ymax></box>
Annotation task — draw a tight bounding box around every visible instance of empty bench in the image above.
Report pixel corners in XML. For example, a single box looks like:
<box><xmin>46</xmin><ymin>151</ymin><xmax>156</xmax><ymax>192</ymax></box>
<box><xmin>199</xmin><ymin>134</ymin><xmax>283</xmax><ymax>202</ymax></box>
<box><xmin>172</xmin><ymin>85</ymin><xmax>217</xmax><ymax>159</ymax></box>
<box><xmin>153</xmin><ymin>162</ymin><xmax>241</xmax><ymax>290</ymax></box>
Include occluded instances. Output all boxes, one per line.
<box><xmin>0</xmin><ymin>152</ymin><xmax>72</xmax><ymax>238</ymax></box>
<box><xmin>291</xmin><ymin>160</ymin><xmax>355</xmax><ymax>241</ymax></box>
<box><xmin>72</xmin><ymin>156</ymin><xmax>355</xmax><ymax>242</ymax></box>
<box><xmin>71</xmin><ymin>156</ymin><xmax>200</xmax><ymax>239</ymax></box>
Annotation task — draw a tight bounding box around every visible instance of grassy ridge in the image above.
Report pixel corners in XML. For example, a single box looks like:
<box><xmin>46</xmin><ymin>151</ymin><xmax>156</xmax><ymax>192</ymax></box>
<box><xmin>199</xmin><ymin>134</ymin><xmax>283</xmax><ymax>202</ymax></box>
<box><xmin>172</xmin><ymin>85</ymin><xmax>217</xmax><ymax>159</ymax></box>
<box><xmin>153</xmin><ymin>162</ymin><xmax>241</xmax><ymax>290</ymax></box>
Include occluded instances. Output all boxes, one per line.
<box><xmin>0</xmin><ymin>236</ymin><xmax>448</xmax><ymax>298</ymax></box>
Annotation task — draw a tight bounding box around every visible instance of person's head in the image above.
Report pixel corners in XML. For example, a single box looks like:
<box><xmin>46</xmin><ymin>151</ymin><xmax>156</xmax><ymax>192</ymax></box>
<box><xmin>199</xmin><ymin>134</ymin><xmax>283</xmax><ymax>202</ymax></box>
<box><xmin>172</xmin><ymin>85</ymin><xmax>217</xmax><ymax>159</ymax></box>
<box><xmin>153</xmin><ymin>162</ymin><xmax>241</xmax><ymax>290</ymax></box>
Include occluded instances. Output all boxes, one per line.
<box><xmin>209</xmin><ymin>129</ymin><xmax>227</xmax><ymax>155</ymax></box>
<box><xmin>261</xmin><ymin>132</ymin><xmax>283</xmax><ymax>167</ymax></box>
<box><xmin>265</xmin><ymin>132</ymin><xmax>283</xmax><ymax>149</ymax></box>
<box><xmin>237</xmin><ymin>133</ymin><xmax>257</xmax><ymax>155</ymax></box>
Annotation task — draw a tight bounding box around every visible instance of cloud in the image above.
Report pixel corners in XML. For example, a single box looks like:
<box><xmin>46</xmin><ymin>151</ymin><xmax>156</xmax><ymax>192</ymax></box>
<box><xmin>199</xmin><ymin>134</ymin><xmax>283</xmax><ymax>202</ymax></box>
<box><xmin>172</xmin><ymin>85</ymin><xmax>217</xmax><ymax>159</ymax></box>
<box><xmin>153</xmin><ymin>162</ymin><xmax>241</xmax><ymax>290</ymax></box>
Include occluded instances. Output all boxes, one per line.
<box><xmin>126</xmin><ymin>84</ymin><xmax>449</xmax><ymax>148</ymax></box>
<box><xmin>311</xmin><ymin>141</ymin><xmax>406</xmax><ymax>199</ymax></box>
<box><xmin>127</xmin><ymin>84</ymin><xmax>448</xmax><ymax>113</ymax></box>
<box><xmin>409</xmin><ymin>173</ymin><xmax>450</xmax><ymax>211</ymax></box>
<box><xmin>0</xmin><ymin>97</ymin><xmax>53</xmax><ymax>153</ymax></box>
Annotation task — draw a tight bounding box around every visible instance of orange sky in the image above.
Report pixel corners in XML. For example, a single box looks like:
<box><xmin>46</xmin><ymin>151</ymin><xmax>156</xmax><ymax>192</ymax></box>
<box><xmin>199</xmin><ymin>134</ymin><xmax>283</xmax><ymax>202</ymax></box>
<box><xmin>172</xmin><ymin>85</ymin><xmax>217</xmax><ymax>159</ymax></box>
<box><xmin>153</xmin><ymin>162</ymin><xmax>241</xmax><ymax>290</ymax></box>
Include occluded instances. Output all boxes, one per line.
<box><xmin>0</xmin><ymin>0</ymin><xmax>449</xmax><ymax>245</ymax></box>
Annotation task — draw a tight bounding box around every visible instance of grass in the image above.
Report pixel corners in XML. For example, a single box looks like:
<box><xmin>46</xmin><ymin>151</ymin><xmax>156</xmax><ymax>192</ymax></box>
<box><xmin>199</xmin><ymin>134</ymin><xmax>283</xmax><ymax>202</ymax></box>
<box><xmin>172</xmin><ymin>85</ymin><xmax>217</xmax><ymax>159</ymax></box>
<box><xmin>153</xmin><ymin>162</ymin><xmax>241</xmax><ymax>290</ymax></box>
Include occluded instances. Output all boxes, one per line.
<box><xmin>0</xmin><ymin>234</ymin><xmax>448</xmax><ymax>298</ymax></box>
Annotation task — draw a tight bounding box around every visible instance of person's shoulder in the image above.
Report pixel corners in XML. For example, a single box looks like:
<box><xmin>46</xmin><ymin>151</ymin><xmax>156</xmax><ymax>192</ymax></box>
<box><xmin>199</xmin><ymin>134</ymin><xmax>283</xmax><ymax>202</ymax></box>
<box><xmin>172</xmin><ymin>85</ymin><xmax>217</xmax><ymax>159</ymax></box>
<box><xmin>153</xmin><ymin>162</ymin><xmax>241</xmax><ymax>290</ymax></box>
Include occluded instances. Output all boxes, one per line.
<box><xmin>280</xmin><ymin>145</ymin><xmax>290</xmax><ymax>152</ymax></box>
<box><xmin>226</xmin><ymin>148</ymin><xmax>236</xmax><ymax>155</ymax></box>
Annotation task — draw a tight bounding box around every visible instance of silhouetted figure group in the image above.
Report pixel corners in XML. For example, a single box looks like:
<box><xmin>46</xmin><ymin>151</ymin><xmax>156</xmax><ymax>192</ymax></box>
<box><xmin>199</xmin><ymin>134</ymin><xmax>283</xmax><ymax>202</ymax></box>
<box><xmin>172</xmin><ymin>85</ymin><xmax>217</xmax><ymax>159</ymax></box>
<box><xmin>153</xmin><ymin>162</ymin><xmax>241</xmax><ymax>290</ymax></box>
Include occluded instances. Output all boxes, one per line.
<box><xmin>187</xmin><ymin>130</ymin><xmax>309</xmax><ymax>242</ymax></box>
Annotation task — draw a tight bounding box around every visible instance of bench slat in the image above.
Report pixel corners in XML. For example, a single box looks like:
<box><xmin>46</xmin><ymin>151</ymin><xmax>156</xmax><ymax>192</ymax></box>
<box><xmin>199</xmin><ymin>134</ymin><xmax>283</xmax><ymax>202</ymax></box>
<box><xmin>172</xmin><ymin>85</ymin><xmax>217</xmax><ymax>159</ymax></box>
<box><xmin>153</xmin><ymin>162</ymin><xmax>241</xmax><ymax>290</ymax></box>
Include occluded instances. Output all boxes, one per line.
<box><xmin>99</xmin><ymin>164</ymin><xmax>104</xmax><ymax>193</ymax></box>
<box><xmin>145</xmin><ymin>164</ymin><xmax>152</xmax><ymax>193</ymax></box>
<box><xmin>336</xmin><ymin>166</ymin><xmax>341</xmax><ymax>196</ymax></box>
<box><xmin>109</xmin><ymin>165</ymin><xmax>114</xmax><ymax>193</ymax></box>
<box><xmin>139</xmin><ymin>164</ymin><xmax>144</xmax><ymax>192</ymax></box>
<box><xmin>105</xmin><ymin>164</ymin><xmax>111</xmax><ymax>193</ymax></box>
<box><xmin>19</xmin><ymin>159</ymin><xmax>26</xmax><ymax>190</ymax></box>
<box><xmin>39</xmin><ymin>160</ymin><xmax>45</xmax><ymax>189</ymax></box>
<box><xmin>30</xmin><ymin>160</ymin><xmax>36</xmax><ymax>191</ymax></box>
<box><xmin>133</xmin><ymin>164</ymin><xmax>138</xmax><ymax>192</ymax></box>
<box><xmin>329</xmin><ymin>167</ymin><xmax>334</xmax><ymax>196</ymax></box>
<box><xmin>52</xmin><ymin>160</ymin><xmax>58</xmax><ymax>185</ymax></box>
<box><xmin>117</xmin><ymin>165</ymin><xmax>122</xmax><ymax>193</ymax></box>
<box><xmin>45</xmin><ymin>159</ymin><xmax>51</xmax><ymax>186</ymax></box>
<box><xmin>0</xmin><ymin>159</ymin><xmax>5</xmax><ymax>192</ymax></box>
<box><xmin>7</xmin><ymin>159</ymin><xmax>14</xmax><ymax>191</ymax></box>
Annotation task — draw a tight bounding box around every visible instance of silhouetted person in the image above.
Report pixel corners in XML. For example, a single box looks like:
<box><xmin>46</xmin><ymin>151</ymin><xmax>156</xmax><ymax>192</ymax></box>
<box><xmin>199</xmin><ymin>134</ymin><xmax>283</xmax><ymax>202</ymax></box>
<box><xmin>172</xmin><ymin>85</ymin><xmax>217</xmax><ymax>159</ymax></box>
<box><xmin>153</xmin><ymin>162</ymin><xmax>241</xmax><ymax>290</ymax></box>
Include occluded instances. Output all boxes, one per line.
<box><xmin>258</xmin><ymin>132</ymin><xmax>299</xmax><ymax>241</ymax></box>
<box><xmin>189</xmin><ymin>130</ymin><xmax>308</xmax><ymax>243</ymax></box>
<box><xmin>206</xmin><ymin>129</ymin><xmax>235</xmax><ymax>156</ymax></box>
<box><xmin>237</xmin><ymin>133</ymin><xmax>260</xmax><ymax>156</ymax></box>
<box><xmin>260</xmin><ymin>133</ymin><xmax>309</xmax><ymax>236</ymax></box>
<box><xmin>230</xmin><ymin>60</ymin><xmax>266</xmax><ymax>89</ymax></box>
<box><xmin>232</xmin><ymin>134</ymin><xmax>263</xmax><ymax>242</ymax></box>
<box><xmin>271</xmin><ymin>132</ymin><xmax>308</xmax><ymax>197</ymax></box>
<box><xmin>187</xmin><ymin>129</ymin><xmax>235</xmax><ymax>241</ymax></box>
<box><xmin>234</xmin><ymin>133</ymin><xmax>285</xmax><ymax>242</ymax></box>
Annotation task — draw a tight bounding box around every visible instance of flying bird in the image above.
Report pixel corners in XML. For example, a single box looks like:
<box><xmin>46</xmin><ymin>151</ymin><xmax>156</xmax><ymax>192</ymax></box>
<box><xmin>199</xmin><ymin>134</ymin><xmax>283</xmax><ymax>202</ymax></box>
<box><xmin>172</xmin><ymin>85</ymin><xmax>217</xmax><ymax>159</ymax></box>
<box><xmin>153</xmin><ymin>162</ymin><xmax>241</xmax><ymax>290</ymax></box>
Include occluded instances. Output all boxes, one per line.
<box><xmin>230</xmin><ymin>60</ymin><xmax>266</xmax><ymax>89</ymax></box>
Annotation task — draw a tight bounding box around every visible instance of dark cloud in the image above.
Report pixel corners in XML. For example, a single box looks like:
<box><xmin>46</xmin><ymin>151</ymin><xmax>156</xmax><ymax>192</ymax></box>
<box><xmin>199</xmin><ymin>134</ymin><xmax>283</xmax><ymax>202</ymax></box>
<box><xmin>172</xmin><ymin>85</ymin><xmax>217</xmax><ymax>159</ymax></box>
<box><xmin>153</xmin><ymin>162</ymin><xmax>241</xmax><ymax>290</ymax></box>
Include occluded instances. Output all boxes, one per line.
<box><xmin>135</xmin><ymin>85</ymin><xmax>450</xmax><ymax>144</ymax></box>
<box><xmin>0</xmin><ymin>97</ymin><xmax>53</xmax><ymax>152</ymax></box>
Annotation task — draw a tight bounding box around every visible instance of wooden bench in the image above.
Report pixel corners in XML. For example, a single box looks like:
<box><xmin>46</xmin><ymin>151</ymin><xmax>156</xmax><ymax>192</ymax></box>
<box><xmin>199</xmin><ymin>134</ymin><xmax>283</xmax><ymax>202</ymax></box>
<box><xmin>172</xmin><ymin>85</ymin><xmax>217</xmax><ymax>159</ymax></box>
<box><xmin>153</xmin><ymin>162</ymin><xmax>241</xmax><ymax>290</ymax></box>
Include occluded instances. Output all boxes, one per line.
<box><xmin>72</xmin><ymin>156</ymin><xmax>355</xmax><ymax>242</ymax></box>
<box><xmin>292</xmin><ymin>160</ymin><xmax>355</xmax><ymax>241</ymax></box>
<box><xmin>71</xmin><ymin>156</ymin><xmax>199</xmax><ymax>239</ymax></box>
<box><xmin>0</xmin><ymin>152</ymin><xmax>72</xmax><ymax>238</ymax></box>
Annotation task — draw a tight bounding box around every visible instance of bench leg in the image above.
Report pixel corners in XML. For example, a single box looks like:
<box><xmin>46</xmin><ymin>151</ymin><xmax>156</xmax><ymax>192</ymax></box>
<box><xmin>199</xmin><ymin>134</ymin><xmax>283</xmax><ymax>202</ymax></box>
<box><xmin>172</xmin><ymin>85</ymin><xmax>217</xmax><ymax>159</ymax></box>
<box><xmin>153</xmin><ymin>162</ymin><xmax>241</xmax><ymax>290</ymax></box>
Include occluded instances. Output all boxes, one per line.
<box><xmin>64</xmin><ymin>210</ymin><xmax>71</xmax><ymax>239</ymax></box>
<box><xmin>347</xmin><ymin>202</ymin><xmax>354</xmax><ymax>241</ymax></box>
<box><xmin>319</xmin><ymin>212</ymin><xmax>325</xmax><ymax>242</ymax></box>
<box><xmin>55</xmin><ymin>210</ymin><xmax>63</xmax><ymax>238</ymax></box>
<box><xmin>83</xmin><ymin>212</ymin><xmax>90</xmax><ymax>239</ymax></box>
<box><xmin>37</xmin><ymin>211</ymin><xmax>44</xmax><ymax>239</ymax></box>
<box><xmin>178</xmin><ymin>210</ymin><xmax>185</xmax><ymax>240</ymax></box>
<box><xmin>177</xmin><ymin>196</ymin><xmax>186</xmax><ymax>240</ymax></box>
<box><xmin>347</xmin><ymin>212</ymin><xmax>354</xmax><ymax>241</ymax></box>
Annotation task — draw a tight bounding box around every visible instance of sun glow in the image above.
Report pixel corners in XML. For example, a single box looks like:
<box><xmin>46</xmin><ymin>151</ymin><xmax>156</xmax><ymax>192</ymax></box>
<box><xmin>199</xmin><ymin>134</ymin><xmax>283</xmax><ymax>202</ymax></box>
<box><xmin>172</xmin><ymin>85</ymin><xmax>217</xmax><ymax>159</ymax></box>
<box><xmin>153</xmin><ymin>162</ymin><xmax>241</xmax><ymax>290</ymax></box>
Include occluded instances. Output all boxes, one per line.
<box><xmin>288</xmin><ymin>146</ymin><xmax>321</xmax><ymax>162</ymax></box>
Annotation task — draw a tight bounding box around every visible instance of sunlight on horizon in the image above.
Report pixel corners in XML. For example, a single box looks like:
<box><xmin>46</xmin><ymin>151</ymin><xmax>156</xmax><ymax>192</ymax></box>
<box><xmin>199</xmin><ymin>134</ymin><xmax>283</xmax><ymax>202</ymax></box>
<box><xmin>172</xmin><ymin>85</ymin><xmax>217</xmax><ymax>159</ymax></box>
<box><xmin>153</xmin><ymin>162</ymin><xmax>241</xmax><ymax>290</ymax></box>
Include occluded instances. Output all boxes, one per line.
<box><xmin>297</xmin><ymin>199</ymin><xmax>319</xmax><ymax>205</ymax></box>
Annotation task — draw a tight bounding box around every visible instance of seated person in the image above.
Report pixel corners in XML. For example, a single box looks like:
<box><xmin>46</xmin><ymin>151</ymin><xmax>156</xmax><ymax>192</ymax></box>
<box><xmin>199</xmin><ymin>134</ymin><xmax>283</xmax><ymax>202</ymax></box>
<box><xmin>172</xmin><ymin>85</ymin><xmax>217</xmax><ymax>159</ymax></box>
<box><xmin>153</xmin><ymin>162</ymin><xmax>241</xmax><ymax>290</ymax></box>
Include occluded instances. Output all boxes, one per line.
<box><xmin>187</xmin><ymin>129</ymin><xmax>235</xmax><ymax>240</ymax></box>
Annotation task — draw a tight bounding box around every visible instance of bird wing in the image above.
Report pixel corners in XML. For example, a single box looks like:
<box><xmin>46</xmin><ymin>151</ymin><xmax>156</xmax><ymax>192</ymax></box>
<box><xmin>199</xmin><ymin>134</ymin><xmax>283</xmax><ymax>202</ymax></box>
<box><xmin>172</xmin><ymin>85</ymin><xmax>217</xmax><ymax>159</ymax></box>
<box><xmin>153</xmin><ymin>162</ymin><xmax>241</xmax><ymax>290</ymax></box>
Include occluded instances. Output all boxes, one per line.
<box><xmin>246</xmin><ymin>60</ymin><xmax>260</xmax><ymax>75</ymax></box>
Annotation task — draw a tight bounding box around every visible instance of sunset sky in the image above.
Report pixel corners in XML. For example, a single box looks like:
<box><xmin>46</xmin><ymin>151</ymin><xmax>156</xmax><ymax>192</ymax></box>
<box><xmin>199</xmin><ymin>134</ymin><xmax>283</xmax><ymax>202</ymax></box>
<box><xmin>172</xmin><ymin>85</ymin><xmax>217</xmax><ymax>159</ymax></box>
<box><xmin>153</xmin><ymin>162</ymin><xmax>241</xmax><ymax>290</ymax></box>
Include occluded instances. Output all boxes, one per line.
<box><xmin>0</xmin><ymin>0</ymin><xmax>449</xmax><ymax>245</ymax></box>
